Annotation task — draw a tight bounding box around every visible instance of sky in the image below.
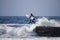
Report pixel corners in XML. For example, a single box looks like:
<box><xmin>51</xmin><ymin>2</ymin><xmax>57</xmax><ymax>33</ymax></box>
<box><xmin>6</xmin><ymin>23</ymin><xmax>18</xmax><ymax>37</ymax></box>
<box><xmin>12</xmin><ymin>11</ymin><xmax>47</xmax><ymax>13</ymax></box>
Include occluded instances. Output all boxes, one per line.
<box><xmin>0</xmin><ymin>0</ymin><xmax>60</xmax><ymax>16</ymax></box>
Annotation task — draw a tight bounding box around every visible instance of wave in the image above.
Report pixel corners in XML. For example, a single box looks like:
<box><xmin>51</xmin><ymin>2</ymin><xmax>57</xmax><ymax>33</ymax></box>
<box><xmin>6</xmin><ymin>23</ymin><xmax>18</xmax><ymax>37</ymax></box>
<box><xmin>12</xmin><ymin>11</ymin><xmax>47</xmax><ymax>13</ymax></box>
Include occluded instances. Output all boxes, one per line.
<box><xmin>0</xmin><ymin>17</ymin><xmax>60</xmax><ymax>38</ymax></box>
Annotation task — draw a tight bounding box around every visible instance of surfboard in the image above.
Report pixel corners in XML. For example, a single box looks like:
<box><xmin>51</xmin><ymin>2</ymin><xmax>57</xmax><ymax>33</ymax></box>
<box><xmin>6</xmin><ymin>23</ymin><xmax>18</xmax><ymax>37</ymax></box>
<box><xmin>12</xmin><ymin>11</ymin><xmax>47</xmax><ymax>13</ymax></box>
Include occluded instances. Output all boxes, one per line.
<box><xmin>26</xmin><ymin>14</ymin><xmax>30</xmax><ymax>18</ymax></box>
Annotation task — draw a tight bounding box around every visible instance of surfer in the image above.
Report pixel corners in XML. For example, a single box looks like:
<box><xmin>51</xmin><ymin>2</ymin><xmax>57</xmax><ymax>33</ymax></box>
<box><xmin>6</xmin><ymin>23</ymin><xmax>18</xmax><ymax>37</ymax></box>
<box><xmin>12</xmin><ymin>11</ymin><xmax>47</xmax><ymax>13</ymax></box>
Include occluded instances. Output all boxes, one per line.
<box><xmin>26</xmin><ymin>13</ymin><xmax>35</xmax><ymax>23</ymax></box>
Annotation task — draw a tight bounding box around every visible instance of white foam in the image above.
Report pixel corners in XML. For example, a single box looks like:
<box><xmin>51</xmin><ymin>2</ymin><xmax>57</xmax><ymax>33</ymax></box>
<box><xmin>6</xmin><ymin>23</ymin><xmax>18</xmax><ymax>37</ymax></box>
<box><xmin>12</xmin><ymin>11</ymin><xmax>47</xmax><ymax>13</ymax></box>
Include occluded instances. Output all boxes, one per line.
<box><xmin>0</xmin><ymin>17</ymin><xmax>60</xmax><ymax>38</ymax></box>
<box><xmin>35</xmin><ymin>17</ymin><xmax>60</xmax><ymax>27</ymax></box>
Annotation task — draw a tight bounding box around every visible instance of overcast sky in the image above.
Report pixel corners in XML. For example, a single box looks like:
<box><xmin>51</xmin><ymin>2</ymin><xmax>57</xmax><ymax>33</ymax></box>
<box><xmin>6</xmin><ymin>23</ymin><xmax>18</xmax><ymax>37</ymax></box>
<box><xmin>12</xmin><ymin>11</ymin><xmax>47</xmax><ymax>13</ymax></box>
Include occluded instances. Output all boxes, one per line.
<box><xmin>0</xmin><ymin>0</ymin><xmax>60</xmax><ymax>16</ymax></box>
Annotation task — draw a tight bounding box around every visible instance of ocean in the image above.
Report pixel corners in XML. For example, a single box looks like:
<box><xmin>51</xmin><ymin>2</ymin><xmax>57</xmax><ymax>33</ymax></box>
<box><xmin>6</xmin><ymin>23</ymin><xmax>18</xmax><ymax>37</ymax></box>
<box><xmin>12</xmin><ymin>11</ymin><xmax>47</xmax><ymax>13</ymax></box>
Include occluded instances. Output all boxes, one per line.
<box><xmin>0</xmin><ymin>16</ymin><xmax>60</xmax><ymax>24</ymax></box>
<box><xmin>0</xmin><ymin>16</ymin><xmax>60</xmax><ymax>40</ymax></box>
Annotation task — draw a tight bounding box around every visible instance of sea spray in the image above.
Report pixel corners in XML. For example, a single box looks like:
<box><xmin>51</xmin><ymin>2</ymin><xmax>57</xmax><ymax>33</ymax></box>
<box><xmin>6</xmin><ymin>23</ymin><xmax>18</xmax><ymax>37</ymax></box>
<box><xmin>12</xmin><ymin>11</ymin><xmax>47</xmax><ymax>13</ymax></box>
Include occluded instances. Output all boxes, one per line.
<box><xmin>0</xmin><ymin>17</ymin><xmax>60</xmax><ymax>38</ymax></box>
<box><xmin>35</xmin><ymin>17</ymin><xmax>60</xmax><ymax>27</ymax></box>
<box><xmin>50</xmin><ymin>19</ymin><xmax>60</xmax><ymax>27</ymax></box>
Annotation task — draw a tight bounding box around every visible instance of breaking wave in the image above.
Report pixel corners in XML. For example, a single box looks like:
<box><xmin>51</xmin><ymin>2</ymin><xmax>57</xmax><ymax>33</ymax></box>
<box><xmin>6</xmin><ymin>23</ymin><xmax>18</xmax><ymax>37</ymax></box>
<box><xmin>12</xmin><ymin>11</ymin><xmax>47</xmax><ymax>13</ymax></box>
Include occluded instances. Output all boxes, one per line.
<box><xmin>0</xmin><ymin>17</ymin><xmax>60</xmax><ymax>38</ymax></box>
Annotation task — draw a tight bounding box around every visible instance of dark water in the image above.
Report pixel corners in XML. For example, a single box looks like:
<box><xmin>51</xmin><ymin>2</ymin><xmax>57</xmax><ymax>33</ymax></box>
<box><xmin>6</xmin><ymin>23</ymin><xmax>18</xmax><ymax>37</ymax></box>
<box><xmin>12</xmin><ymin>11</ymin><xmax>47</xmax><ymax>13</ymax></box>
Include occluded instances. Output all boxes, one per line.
<box><xmin>0</xmin><ymin>16</ymin><xmax>60</xmax><ymax>24</ymax></box>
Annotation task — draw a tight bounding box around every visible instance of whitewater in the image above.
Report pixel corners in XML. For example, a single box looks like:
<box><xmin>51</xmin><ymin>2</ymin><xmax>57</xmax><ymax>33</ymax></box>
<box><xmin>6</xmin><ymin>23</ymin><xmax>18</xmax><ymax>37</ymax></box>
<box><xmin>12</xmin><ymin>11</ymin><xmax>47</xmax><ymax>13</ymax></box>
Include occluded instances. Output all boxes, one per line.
<box><xmin>0</xmin><ymin>17</ymin><xmax>60</xmax><ymax>40</ymax></box>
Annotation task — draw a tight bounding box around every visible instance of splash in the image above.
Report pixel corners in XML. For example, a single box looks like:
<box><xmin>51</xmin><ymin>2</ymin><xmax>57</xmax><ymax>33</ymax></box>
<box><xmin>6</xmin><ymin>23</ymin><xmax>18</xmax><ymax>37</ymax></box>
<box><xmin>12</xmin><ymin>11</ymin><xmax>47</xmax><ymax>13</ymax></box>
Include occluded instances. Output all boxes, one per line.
<box><xmin>36</xmin><ymin>17</ymin><xmax>60</xmax><ymax>27</ymax></box>
<box><xmin>0</xmin><ymin>17</ymin><xmax>60</xmax><ymax>37</ymax></box>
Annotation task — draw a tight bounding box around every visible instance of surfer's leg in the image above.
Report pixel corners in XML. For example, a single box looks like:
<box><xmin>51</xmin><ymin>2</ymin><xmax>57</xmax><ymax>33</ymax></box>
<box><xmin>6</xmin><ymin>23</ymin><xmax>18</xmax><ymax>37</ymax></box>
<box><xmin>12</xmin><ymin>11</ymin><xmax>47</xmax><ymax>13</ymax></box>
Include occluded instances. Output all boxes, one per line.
<box><xmin>29</xmin><ymin>20</ymin><xmax>32</xmax><ymax>23</ymax></box>
<box><xmin>32</xmin><ymin>20</ymin><xmax>35</xmax><ymax>23</ymax></box>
